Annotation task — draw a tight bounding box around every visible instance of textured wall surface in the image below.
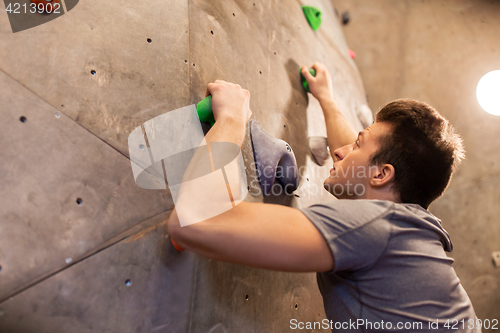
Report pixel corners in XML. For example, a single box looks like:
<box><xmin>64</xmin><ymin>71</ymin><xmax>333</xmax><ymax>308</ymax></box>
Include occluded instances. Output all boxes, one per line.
<box><xmin>333</xmin><ymin>0</ymin><xmax>500</xmax><ymax>329</ymax></box>
<box><xmin>0</xmin><ymin>0</ymin><xmax>371</xmax><ymax>332</ymax></box>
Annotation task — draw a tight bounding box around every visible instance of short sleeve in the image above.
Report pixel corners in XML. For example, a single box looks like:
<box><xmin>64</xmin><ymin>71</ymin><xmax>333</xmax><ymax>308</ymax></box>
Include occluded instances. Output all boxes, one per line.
<box><xmin>299</xmin><ymin>199</ymin><xmax>393</xmax><ymax>273</ymax></box>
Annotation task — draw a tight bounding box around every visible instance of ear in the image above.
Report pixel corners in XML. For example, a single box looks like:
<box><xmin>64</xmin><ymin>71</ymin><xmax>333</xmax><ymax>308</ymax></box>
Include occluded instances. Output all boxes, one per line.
<box><xmin>370</xmin><ymin>164</ymin><xmax>395</xmax><ymax>188</ymax></box>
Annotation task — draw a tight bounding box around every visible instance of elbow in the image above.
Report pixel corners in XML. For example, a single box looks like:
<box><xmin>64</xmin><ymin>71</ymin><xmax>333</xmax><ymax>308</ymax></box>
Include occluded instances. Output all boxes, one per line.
<box><xmin>167</xmin><ymin>209</ymin><xmax>202</xmax><ymax>252</ymax></box>
<box><xmin>167</xmin><ymin>209</ymin><xmax>189</xmax><ymax>250</ymax></box>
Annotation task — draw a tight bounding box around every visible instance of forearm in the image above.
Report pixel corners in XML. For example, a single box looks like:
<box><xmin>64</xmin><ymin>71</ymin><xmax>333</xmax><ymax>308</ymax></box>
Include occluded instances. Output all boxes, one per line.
<box><xmin>180</xmin><ymin>116</ymin><xmax>246</xmax><ymax>182</ymax></box>
<box><xmin>168</xmin><ymin>116</ymin><xmax>247</xmax><ymax>230</ymax></box>
<box><xmin>319</xmin><ymin>97</ymin><xmax>357</xmax><ymax>151</ymax></box>
<box><xmin>205</xmin><ymin>116</ymin><xmax>246</xmax><ymax>148</ymax></box>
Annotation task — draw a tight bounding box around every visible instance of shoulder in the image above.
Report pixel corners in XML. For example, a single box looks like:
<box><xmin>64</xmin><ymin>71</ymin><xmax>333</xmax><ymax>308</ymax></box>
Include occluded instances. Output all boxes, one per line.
<box><xmin>300</xmin><ymin>199</ymin><xmax>395</xmax><ymax>229</ymax></box>
<box><xmin>299</xmin><ymin>199</ymin><xmax>395</xmax><ymax>272</ymax></box>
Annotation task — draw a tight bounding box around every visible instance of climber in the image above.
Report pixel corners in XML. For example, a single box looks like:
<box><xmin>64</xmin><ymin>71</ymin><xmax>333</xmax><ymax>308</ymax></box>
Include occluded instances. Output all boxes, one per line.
<box><xmin>167</xmin><ymin>63</ymin><xmax>479</xmax><ymax>332</ymax></box>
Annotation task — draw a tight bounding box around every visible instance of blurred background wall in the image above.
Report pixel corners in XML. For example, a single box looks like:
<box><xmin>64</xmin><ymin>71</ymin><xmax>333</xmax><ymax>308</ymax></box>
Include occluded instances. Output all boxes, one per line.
<box><xmin>332</xmin><ymin>0</ymin><xmax>500</xmax><ymax>326</ymax></box>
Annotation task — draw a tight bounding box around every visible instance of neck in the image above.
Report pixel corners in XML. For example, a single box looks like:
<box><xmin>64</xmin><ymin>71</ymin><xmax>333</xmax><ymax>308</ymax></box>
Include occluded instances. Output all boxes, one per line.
<box><xmin>361</xmin><ymin>185</ymin><xmax>400</xmax><ymax>203</ymax></box>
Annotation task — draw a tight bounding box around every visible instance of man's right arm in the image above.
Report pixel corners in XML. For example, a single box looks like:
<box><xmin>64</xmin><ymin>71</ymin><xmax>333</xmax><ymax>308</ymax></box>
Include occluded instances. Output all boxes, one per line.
<box><xmin>301</xmin><ymin>63</ymin><xmax>358</xmax><ymax>152</ymax></box>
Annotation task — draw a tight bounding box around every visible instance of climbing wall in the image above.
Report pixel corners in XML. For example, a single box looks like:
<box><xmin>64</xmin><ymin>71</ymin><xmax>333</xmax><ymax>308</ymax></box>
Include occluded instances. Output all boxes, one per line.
<box><xmin>0</xmin><ymin>0</ymin><xmax>370</xmax><ymax>332</ymax></box>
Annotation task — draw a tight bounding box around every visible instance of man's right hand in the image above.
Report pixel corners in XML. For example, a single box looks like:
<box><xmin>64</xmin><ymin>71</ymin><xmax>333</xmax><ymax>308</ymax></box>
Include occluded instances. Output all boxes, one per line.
<box><xmin>301</xmin><ymin>62</ymin><xmax>334</xmax><ymax>104</ymax></box>
<box><xmin>301</xmin><ymin>62</ymin><xmax>357</xmax><ymax>153</ymax></box>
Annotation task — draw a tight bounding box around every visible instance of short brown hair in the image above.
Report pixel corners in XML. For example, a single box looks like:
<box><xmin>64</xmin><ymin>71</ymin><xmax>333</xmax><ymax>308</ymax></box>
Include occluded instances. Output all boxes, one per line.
<box><xmin>370</xmin><ymin>99</ymin><xmax>465</xmax><ymax>209</ymax></box>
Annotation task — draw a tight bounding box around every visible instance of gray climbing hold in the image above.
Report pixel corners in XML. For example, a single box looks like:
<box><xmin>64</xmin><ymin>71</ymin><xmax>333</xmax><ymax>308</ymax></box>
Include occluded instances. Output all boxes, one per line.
<box><xmin>309</xmin><ymin>136</ymin><xmax>329</xmax><ymax>166</ymax></box>
<box><xmin>492</xmin><ymin>251</ymin><xmax>500</xmax><ymax>268</ymax></box>
<box><xmin>356</xmin><ymin>104</ymin><xmax>373</xmax><ymax>128</ymax></box>
<box><xmin>250</xmin><ymin>120</ymin><xmax>298</xmax><ymax>197</ymax></box>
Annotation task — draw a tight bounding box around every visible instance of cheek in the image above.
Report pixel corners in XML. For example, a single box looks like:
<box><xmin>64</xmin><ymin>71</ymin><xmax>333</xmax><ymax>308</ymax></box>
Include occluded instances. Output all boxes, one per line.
<box><xmin>336</xmin><ymin>155</ymin><xmax>370</xmax><ymax>180</ymax></box>
<box><xmin>345</xmin><ymin>152</ymin><xmax>369</xmax><ymax>168</ymax></box>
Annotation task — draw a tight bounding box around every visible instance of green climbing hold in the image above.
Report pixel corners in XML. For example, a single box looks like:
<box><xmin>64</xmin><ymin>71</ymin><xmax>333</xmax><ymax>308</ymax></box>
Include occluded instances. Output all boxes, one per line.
<box><xmin>300</xmin><ymin>67</ymin><xmax>316</xmax><ymax>93</ymax></box>
<box><xmin>302</xmin><ymin>6</ymin><xmax>322</xmax><ymax>31</ymax></box>
<box><xmin>196</xmin><ymin>95</ymin><xmax>215</xmax><ymax>126</ymax></box>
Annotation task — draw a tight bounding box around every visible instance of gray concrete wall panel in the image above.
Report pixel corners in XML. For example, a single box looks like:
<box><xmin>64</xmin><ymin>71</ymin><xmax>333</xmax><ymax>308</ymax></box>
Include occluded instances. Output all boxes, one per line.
<box><xmin>0</xmin><ymin>216</ymin><xmax>195</xmax><ymax>333</ymax></box>
<box><xmin>0</xmin><ymin>0</ymin><xmax>190</xmax><ymax>156</ymax></box>
<box><xmin>0</xmin><ymin>71</ymin><xmax>172</xmax><ymax>301</ymax></box>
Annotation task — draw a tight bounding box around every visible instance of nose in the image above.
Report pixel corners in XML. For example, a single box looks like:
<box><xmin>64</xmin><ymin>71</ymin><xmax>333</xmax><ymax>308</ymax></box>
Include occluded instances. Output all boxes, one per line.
<box><xmin>333</xmin><ymin>144</ymin><xmax>353</xmax><ymax>162</ymax></box>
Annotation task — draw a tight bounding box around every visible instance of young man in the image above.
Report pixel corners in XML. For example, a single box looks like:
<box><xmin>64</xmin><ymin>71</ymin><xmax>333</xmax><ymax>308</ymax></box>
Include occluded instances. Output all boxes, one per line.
<box><xmin>167</xmin><ymin>63</ymin><xmax>479</xmax><ymax>332</ymax></box>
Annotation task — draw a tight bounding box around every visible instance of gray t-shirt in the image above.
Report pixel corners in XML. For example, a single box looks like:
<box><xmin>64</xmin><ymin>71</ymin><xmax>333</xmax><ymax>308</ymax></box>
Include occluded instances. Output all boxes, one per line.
<box><xmin>299</xmin><ymin>199</ymin><xmax>479</xmax><ymax>333</ymax></box>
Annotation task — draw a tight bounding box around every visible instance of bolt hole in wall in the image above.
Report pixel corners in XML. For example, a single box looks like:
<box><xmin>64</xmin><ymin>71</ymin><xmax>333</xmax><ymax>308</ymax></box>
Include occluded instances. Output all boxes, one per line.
<box><xmin>245</xmin><ymin>294</ymin><xmax>249</xmax><ymax>301</ymax></box>
<box><xmin>147</xmin><ymin>38</ymin><xmax>152</xmax><ymax>43</ymax></box>
<box><xmin>125</xmin><ymin>279</ymin><xmax>132</xmax><ymax>287</ymax></box>
<box><xmin>19</xmin><ymin>116</ymin><xmax>27</xmax><ymax>123</ymax></box>
<box><xmin>341</xmin><ymin>11</ymin><xmax>350</xmax><ymax>25</ymax></box>
<box><xmin>210</xmin><ymin>30</ymin><xmax>213</xmax><ymax>35</ymax></box>
<box><xmin>295</xmin><ymin>303</ymin><xmax>298</xmax><ymax>310</ymax></box>
<box><xmin>90</xmin><ymin>70</ymin><xmax>96</xmax><ymax>75</ymax></box>
<box><xmin>76</xmin><ymin>198</ymin><xmax>83</xmax><ymax>205</ymax></box>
